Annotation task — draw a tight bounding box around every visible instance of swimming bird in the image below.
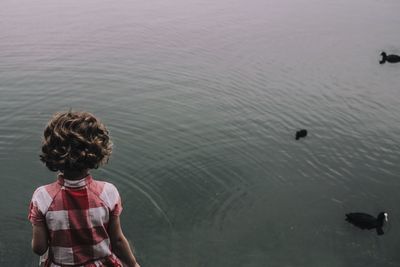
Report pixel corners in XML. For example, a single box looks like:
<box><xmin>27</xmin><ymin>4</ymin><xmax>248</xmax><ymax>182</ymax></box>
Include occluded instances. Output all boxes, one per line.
<box><xmin>345</xmin><ymin>212</ymin><xmax>388</xmax><ymax>235</ymax></box>
<box><xmin>295</xmin><ymin>129</ymin><xmax>307</xmax><ymax>140</ymax></box>
<box><xmin>379</xmin><ymin>52</ymin><xmax>400</xmax><ymax>64</ymax></box>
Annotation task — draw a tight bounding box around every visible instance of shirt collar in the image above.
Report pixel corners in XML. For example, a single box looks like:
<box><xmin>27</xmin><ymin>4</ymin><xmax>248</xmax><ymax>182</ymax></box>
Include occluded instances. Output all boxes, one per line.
<box><xmin>57</xmin><ymin>173</ymin><xmax>93</xmax><ymax>188</ymax></box>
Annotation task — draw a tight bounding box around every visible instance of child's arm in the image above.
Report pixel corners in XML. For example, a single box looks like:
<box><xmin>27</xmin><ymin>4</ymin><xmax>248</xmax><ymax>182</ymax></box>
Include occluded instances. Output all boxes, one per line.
<box><xmin>31</xmin><ymin>224</ymin><xmax>48</xmax><ymax>255</ymax></box>
<box><xmin>109</xmin><ymin>216</ymin><xmax>140</xmax><ymax>267</ymax></box>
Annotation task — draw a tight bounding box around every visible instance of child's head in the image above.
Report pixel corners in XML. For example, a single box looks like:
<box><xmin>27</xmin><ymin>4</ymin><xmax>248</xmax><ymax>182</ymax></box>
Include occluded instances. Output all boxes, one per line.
<box><xmin>40</xmin><ymin>111</ymin><xmax>112</xmax><ymax>172</ymax></box>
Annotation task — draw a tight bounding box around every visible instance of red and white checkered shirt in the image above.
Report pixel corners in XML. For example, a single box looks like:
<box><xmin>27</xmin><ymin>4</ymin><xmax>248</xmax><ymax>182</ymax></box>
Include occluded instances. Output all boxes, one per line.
<box><xmin>29</xmin><ymin>174</ymin><xmax>123</xmax><ymax>266</ymax></box>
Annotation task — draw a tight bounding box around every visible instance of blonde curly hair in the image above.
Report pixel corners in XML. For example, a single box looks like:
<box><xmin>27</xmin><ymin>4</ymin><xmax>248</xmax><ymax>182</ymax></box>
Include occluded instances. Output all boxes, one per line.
<box><xmin>40</xmin><ymin>111</ymin><xmax>112</xmax><ymax>172</ymax></box>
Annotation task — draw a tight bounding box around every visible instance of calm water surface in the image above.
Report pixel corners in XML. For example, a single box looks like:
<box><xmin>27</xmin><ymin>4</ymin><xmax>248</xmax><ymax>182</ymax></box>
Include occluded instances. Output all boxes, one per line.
<box><xmin>1</xmin><ymin>0</ymin><xmax>400</xmax><ymax>266</ymax></box>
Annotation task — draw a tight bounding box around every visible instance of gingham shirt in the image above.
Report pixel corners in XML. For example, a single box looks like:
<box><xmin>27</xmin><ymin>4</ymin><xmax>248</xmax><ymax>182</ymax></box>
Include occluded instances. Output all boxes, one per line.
<box><xmin>29</xmin><ymin>174</ymin><xmax>123</xmax><ymax>266</ymax></box>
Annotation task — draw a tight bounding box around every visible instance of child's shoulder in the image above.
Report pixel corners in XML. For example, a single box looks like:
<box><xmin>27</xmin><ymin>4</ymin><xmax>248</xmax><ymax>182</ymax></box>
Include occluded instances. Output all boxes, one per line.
<box><xmin>32</xmin><ymin>180</ymin><xmax>61</xmax><ymax>198</ymax></box>
<box><xmin>30</xmin><ymin>181</ymin><xmax>61</xmax><ymax>212</ymax></box>
<box><xmin>90</xmin><ymin>179</ymin><xmax>121</xmax><ymax>207</ymax></box>
<box><xmin>90</xmin><ymin>179</ymin><xmax>120</xmax><ymax>195</ymax></box>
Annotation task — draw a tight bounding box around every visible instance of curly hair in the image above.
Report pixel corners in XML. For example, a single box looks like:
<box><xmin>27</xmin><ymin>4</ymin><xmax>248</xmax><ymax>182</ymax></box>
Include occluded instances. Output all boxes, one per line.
<box><xmin>40</xmin><ymin>111</ymin><xmax>113</xmax><ymax>172</ymax></box>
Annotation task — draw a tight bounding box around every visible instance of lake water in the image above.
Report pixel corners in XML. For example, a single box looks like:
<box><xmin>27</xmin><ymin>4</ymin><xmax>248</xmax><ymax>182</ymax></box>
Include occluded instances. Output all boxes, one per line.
<box><xmin>1</xmin><ymin>0</ymin><xmax>400</xmax><ymax>266</ymax></box>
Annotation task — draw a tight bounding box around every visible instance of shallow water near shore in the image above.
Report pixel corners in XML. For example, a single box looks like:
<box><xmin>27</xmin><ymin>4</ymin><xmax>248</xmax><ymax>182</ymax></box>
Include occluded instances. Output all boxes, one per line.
<box><xmin>1</xmin><ymin>0</ymin><xmax>400</xmax><ymax>266</ymax></box>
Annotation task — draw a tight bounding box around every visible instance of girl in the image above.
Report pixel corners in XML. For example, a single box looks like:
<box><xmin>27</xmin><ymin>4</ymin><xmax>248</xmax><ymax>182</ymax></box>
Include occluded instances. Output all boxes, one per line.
<box><xmin>28</xmin><ymin>111</ymin><xmax>140</xmax><ymax>267</ymax></box>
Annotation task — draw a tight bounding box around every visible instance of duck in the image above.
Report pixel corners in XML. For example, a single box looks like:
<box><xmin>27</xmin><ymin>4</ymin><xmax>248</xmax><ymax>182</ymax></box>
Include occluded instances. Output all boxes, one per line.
<box><xmin>345</xmin><ymin>212</ymin><xmax>388</xmax><ymax>235</ymax></box>
<box><xmin>379</xmin><ymin>52</ymin><xmax>400</xmax><ymax>64</ymax></box>
<box><xmin>295</xmin><ymin>129</ymin><xmax>307</xmax><ymax>140</ymax></box>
